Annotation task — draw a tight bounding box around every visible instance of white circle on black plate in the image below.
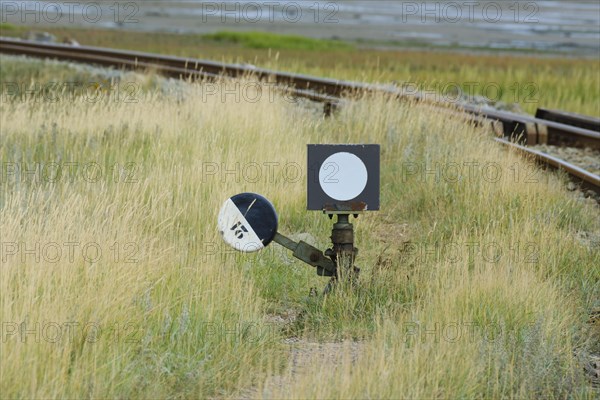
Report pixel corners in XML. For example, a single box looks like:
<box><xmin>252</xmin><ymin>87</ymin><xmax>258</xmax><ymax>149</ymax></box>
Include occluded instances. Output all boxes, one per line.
<box><xmin>318</xmin><ymin>152</ymin><xmax>368</xmax><ymax>201</ymax></box>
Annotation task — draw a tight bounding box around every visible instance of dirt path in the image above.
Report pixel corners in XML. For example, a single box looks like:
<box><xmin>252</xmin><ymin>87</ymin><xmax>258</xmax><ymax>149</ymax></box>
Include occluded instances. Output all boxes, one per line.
<box><xmin>238</xmin><ymin>338</ymin><xmax>364</xmax><ymax>399</ymax></box>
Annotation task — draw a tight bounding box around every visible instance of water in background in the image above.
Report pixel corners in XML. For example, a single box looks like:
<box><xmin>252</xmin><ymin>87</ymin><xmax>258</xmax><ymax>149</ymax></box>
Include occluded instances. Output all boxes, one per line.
<box><xmin>3</xmin><ymin>1</ymin><xmax>599</xmax><ymax>54</ymax></box>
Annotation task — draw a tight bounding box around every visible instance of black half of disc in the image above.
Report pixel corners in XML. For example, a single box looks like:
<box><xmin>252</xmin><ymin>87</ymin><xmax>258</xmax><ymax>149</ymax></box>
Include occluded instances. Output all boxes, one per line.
<box><xmin>230</xmin><ymin>192</ymin><xmax>278</xmax><ymax>247</ymax></box>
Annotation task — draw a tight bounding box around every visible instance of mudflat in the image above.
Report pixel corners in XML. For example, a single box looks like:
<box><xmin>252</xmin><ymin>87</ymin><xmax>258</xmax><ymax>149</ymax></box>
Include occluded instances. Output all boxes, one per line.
<box><xmin>4</xmin><ymin>1</ymin><xmax>599</xmax><ymax>55</ymax></box>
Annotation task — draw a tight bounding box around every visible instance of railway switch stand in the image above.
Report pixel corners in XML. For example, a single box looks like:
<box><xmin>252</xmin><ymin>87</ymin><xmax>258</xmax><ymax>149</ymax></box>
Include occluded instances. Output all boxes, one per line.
<box><xmin>217</xmin><ymin>144</ymin><xmax>380</xmax><ymax>293</ymax></box>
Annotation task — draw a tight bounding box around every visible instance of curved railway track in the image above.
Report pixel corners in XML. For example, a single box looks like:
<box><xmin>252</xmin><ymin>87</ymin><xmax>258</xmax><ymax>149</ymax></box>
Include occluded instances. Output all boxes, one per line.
<box><xmin>1</xmin><ymin>37</ymin><xmax>599</xmax><ymax>196</ymax></box>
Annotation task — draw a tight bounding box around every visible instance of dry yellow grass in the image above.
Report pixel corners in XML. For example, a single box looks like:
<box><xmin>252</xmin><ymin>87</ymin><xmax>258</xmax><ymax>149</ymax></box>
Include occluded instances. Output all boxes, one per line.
<box><xmin>1</xmin><ymin>57</ymin><xmax>599</xmax><ymax>398</ymax></box>
<box><xmin>1</xmin><ymin>26</ymin><xmax>598</xmax><ymax>115</ymax></box>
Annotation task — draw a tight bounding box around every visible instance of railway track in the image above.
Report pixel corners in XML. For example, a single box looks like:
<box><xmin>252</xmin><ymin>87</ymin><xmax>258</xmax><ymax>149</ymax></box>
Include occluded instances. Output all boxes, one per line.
<box><xmin>494</xmin><ymin>139</ymin><xmax>600</xmax><ymax>196</ymax></box>
<box><xmin>1</xmin><ymin>37</ymin><xmax>599</xmax><ymax>196</ymax></box>
<box><xmin>535</xmin><ymin>108</ymin><xmax>600</xmax><ymax>148</ymax></box>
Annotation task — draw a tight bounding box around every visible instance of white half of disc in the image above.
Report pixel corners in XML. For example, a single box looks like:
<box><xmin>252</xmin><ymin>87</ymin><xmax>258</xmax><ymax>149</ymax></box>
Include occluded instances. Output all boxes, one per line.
<box><xmin>217</xmin><ymin>198</ymin><xmax>265</xmax><ymax>253</ymax></box>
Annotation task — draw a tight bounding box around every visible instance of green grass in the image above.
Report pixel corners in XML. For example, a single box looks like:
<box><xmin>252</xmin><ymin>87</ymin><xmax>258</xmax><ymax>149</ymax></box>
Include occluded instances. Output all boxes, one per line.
<box><xmin>201</xmin><ymin>31</ymin><xmax>353</xmax><ymax>51</ymax></box>
<box><xmin>0</xmin><ymin>23</ymin><xmax>19</xmax><ymax>32</ymax></box>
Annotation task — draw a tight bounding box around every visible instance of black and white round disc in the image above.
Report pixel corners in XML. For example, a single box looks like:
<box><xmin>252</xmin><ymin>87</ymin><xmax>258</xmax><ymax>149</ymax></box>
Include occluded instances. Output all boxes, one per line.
<box><xmin>217</xmin><ymin>193</ymin><xmax>278</xmax><ymax>253</ymax></box>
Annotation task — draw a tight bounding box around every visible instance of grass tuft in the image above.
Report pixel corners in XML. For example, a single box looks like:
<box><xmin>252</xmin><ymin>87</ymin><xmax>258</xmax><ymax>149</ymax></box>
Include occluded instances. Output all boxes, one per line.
<box><xmin>202</xmin><ymin>30</ymin><xmax>353</xmax><ymax>51</ymax></box>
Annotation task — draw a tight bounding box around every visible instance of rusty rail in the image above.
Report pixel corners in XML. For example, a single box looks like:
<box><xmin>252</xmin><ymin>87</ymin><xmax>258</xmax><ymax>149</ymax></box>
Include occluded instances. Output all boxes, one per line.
<box><xmin>2</xmin><ymin>38</ymin><xmax>597</xmax><ymax>140</ymax></box>
<box><xmin>1</xmin><ymin>37</ymin><xmax>598</xmax><ymax>194</ymax></box>
<box><xmin>495</xmin><ymin>138</ymin><xmax>600</xmax><ymax>196</ymax></box>
<box><xmin>0</xmin><ymin>39</ymin><xmax>344</xmax><ymax>106</ymax></box>
<box><xmin>536</xmin><ymin>108</ymin><xmax>600</xmax><ymax>132</ymax></box>
<box><xmin>535</xmin><ymin>108</ymin><xmax>600</xmax><ymax>148</ymax></box>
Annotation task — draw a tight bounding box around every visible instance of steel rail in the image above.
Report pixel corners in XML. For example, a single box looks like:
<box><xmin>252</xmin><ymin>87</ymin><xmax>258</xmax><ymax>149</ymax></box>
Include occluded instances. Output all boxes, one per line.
<box><xmin>534</xmin><ymin>108</ymin><xmax>600</xmax><ymax>148</ymax></box>
<box><xmin>3</xmin><ymin>38</ymin><xmax>599</xmax><ymax>149</ymax></box>
<box><xmin>1</xmin><ymin>37</ymin><xmax>598</xmax><ymax>194</ymax></box>
<box><xmin>495</xmin><ymin>138</ymin><xmax>600</xmax><ymax>196</ymax></box>
<box><xmin>0</xmin><ymin>37</ymin><xmax>380</xmax><ymax>96</ymax></box>
<box><xmin>3</xmin><ymin>38</ymin><xmax>598</xmax><ymax>139</ymax></box>
<box><xmin>536</xmin><ymin>108</ymin><xmax>600</xmax><ymax>132</ymax></box>
<box><xmin>0</xmin><ymin>40</ymin><xmax>343</xmax><ymax>106</ymax></box>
